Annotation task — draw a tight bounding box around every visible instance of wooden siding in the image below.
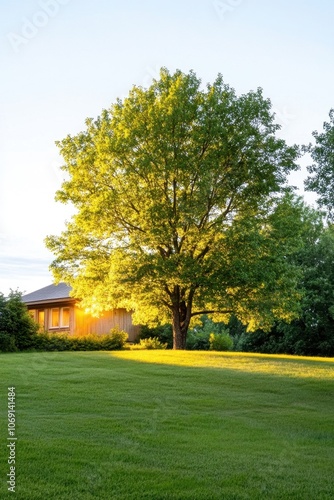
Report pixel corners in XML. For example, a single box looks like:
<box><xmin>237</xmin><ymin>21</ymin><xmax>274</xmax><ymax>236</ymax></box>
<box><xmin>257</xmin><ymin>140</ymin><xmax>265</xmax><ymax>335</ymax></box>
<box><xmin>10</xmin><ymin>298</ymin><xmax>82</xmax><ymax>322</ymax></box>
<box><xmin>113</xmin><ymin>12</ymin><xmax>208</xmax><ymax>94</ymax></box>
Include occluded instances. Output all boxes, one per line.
<box><xmin>74</xmin><ymin>306</ymin><xmax>140</xmax><ymax>341</ymax></box>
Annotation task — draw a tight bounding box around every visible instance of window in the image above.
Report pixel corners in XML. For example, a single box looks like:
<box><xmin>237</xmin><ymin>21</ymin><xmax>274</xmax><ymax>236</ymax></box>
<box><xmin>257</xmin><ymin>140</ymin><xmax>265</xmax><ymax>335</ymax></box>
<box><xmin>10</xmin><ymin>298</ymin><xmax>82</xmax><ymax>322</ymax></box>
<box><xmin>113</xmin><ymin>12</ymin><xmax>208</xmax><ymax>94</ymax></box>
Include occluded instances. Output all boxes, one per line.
<box><xmin>50</xmin><ymin>307</ymin><xmax>70</xmax><ymax>329</ymax></box>
<box><xmin>29</xmin><ymin>309</ymin><xmax>45</xmax><ymax>329</ymax></box>
<box><xmin>37</xmin><ymin>310</ymin><xmax>45</xmax><ymax>327</ymax></box>
<box><xmin>51</xmin><ymin>309</ymin><xmax>60</xmax><ymax>328</ymax></box>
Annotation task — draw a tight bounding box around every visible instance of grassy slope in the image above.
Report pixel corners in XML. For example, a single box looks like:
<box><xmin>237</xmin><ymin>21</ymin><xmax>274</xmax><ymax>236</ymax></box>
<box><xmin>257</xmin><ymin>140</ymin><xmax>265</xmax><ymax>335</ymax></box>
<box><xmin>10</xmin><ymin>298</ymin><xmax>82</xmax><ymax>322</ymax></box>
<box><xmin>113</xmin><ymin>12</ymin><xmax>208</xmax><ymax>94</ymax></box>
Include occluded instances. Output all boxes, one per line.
<box><xmin>0</xmin><ymin>350</ymin><xmax>333</xmax><ymax>500</ymax></box>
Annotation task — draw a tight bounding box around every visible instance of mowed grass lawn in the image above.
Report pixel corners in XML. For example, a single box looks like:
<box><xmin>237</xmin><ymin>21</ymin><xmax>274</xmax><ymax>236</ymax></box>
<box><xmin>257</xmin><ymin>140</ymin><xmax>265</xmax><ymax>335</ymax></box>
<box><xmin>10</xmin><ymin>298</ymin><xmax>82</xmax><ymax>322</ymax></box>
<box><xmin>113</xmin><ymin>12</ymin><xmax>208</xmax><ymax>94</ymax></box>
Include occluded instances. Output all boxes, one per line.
<box><xmin>0</xmin><ymin>350</ymin><xmax>334</xmax><ymax>499</ymax></box>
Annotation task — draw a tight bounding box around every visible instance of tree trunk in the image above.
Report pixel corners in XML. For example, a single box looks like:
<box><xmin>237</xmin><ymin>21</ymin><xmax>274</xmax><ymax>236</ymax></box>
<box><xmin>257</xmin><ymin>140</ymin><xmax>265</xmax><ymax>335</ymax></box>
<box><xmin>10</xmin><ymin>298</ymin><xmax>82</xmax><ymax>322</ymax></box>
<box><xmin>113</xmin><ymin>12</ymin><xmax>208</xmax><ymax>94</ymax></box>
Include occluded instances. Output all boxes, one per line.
<box><xmin>172</xmin><ymin>299</ymin><xmax>190</xmax><ymax>350</ymax></box>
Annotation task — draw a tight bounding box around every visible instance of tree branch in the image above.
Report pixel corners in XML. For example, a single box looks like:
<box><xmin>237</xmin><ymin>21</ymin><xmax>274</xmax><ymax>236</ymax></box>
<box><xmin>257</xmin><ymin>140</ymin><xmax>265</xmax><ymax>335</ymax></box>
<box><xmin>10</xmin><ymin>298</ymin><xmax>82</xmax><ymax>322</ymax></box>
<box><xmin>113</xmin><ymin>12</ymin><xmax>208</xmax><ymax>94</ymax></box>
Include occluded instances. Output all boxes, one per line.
<box><xmin>164</xmin><ymin>284</ymin><xmax>172</xmax><ymax>298</ymax></box>
<box><xmin>195</xmin><ymin>244</ymin><xmax>211</xmax><ymax>261</ymax></box>
<box><xmin>157</xmin><ymin>246</ymin><xmax>172</xmax><ymax>258</ymax></box>
<box><xmin>161</xmin><ymin>298</ymin><xmax>173</xmax><ymax>310</ymax></box>
<box><xmin>190</xmin><ymin>309</ymin><xmax>233</xmax><ymax>318</ymax></box>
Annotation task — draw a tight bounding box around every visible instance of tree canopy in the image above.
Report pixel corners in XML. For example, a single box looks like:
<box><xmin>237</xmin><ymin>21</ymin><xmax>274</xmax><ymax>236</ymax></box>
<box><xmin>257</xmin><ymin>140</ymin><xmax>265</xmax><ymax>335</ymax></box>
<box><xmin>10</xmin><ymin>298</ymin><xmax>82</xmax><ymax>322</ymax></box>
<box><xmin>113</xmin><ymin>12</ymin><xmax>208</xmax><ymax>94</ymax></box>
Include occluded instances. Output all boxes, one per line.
<box><xmin>285</xmin><ymin>224</ymin><xmax>334</xmax><ymax>356</ymax></box>
<box><xmin>305</xmin><ymin>108</ymin><xmax>334</xmax><ymax>217</ymax></box>
<box><xmin>234</xmin><ymin>219</ymin><xmax>334</xmax><ymax>358</ymax></box>
<box><xmin>46</xmin><ymin>68</ymin><xmax>302</xmax><ymax>349</ymax></box>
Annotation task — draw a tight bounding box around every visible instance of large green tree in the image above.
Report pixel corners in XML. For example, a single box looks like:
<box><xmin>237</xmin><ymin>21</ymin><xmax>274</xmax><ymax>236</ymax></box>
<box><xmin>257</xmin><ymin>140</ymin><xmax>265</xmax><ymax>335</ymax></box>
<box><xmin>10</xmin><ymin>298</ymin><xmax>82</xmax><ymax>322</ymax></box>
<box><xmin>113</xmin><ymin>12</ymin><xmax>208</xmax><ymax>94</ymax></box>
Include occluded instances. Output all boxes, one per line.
<box><xmin>46</xmin><ymin>68</ymin><xmax>302</xmax><ymax>349</ymax></box>
<box><xmin>305</xmin><ymin>108</ymin><xmax>334</xmax><ymax>217</ymax></box>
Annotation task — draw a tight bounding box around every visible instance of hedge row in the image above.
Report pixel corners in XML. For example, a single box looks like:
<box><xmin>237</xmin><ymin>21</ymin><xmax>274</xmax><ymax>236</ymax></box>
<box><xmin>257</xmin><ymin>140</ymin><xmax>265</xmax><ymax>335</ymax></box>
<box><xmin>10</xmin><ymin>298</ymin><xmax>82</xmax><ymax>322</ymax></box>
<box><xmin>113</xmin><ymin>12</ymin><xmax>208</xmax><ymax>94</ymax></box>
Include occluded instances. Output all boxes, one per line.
<box><xmin>30</xmin><ymin>329</ymin><xmax>128</xmax><ymax>351</ymax></box>
<box><xmin>0</xmin><ymin>328</ymin><xmax>128</xmax><ymax>353</ymax></box>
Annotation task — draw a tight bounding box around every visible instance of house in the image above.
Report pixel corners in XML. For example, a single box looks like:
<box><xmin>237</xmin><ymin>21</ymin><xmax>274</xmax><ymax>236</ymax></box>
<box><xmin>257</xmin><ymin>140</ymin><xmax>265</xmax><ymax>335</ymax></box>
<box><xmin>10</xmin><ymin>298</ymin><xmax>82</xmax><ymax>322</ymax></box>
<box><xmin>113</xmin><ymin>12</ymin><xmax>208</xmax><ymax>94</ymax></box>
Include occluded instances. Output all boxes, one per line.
<box><xmin>21</xmin><ymin>283</ymin><xmax>140</xmax><ymax>342</ymax></box>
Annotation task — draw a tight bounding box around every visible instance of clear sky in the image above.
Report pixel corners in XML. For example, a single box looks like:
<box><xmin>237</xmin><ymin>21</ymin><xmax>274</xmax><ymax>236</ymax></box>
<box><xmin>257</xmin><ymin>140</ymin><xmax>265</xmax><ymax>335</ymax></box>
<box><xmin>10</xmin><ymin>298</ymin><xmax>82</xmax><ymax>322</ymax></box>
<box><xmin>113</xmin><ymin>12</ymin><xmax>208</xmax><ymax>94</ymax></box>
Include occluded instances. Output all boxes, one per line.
<box><xmin>1</xmin><ymin>0</ymin><xmax>333</xmax><ymax>295</ymax></box>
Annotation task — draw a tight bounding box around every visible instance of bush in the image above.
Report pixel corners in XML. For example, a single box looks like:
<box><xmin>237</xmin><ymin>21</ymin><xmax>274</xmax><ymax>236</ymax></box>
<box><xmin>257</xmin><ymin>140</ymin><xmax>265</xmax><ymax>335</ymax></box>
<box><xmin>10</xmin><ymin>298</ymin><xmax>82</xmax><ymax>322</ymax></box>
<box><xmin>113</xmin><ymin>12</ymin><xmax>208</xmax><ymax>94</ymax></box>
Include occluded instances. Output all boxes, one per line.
<box><xmin>132</xmin><ymin>337</ymin><xmax>168</xmax><ymax>350</ymax></box>
<box><xmin>31</xmin><ymin>332</ymin><xmax>71</xmax><ymax>351</ymax></box>
<box><xmin>186</xmin><ymin>331</ymin><xmax>210</xmax><ymax>350</ymax></box>
<box><xmin>0</xmin><ymin>290</ymin><xmax>39</xmax><ymax>352</ymax></box>
<box><xmin>30</xmin><ymin>328</ymin><xmax>128</xmax><ymax>352</ymax></box>
<box><xmin>136</xmin><ymin>324</ymin><xmax>173</xmax><ymax>348</ymax></box>
<box><xmin>186</xmin><ymin>316</ymin><xmax>232</xmax><ymax>350</ymax></box>
<box><xmin>100</xmin><ymin>328</ymin><xmax>128</xmax><ymax>350</ymax></box>
<box><xmin>0</xmin><ymin>332</ymin><xmax>17</xmax><ymax>352</ymax></box>
<box><xmin>209</xmin><ymin>333</ymin><xmax>234</xmax><ymax>351</ymax></box>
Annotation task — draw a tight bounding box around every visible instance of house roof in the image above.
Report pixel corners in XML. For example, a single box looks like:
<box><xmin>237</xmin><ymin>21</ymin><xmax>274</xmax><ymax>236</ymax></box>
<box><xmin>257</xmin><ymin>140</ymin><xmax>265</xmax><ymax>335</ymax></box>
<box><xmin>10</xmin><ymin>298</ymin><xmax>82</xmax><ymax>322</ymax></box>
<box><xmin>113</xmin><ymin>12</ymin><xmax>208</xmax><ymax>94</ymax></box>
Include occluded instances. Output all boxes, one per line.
<box><xmin>22</xmin><ymin>283</ymin><xmax>74</xmax><ymax>305</ymax></box>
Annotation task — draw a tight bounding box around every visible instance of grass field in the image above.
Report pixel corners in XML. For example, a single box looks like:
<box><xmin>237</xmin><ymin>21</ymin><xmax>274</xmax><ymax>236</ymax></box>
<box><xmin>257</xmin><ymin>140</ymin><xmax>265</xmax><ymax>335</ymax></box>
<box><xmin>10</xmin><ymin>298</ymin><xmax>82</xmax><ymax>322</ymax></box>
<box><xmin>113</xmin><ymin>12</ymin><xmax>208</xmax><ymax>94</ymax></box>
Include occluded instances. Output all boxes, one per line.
<box><xmin>0</xmin><ymin>350</ymin><xmax>333</xmax><ymax>499</ymax></box>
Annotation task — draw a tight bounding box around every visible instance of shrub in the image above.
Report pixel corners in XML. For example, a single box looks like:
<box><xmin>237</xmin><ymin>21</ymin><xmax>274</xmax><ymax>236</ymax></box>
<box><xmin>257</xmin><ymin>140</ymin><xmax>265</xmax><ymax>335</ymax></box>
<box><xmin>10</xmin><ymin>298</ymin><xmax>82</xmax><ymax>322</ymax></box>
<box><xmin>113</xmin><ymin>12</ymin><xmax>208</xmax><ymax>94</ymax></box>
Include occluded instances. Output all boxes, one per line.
<box><xmin>136</xmin><ymin>324</ymin><xmax>173</xmax><ymax>348</ymax></box>
<box><xmin>100</xmin><ymin>328</ymin><xmax>128</xmax><ymax>350</ymax></box>
<box><xmin>186</xmin><ymin>331</ymin><xmax>210</xmax><ymax>350</ymax></box>
<box><xmin>0</xmin><ymin>332</ymin><xmax>17</xmax><ymax>352</ymax></box>
<box><xmin>30</xmin><ymin>332</ymin><xmax>71</xmax><ymax>351</ymax></box>
<box><xmin>0</xmin><ymin>290</ymin><xmax>38</xmax><ymax>352</ymax></box>
<box><xmin>186</xmin><ymin>316</ymin><xmax>232</xmax><ymax>350</ymax></box>
<box><xmin>30</xmin><ymin>328</ymin><xmax>128</xmax><ymax>352</ymax></box>
<box><xmin>133</xmin><ymin>337</ymin><xmax>167</xmax><ymax>350</ymax></box>
<box><xmin>209</xmin><ymin>333</ymin><xmax>234</xmax><ymax>351</ymax></box>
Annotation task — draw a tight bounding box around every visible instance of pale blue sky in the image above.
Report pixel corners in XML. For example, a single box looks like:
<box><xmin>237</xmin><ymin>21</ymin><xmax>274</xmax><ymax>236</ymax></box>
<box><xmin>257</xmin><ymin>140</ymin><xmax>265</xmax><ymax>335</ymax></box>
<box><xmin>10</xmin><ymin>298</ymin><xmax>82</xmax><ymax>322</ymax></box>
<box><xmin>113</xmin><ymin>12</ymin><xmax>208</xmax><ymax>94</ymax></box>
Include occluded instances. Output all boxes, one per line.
<box><xmin>1</xmin><ymin>0</ymin><xmax>333</xmax><ymax>294</ymax></box>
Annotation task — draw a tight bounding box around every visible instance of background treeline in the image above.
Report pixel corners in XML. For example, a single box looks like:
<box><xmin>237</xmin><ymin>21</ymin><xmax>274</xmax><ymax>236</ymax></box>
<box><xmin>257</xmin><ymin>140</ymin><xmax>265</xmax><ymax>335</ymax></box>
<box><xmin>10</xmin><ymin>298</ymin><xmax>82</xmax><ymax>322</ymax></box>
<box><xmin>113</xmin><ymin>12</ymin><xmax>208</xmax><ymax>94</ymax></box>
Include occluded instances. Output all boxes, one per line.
<box><xmin>139</xmin><ymin>220</ymin><xmax>334</xmax><ymax>357</ymax></box>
